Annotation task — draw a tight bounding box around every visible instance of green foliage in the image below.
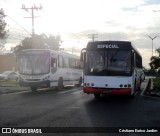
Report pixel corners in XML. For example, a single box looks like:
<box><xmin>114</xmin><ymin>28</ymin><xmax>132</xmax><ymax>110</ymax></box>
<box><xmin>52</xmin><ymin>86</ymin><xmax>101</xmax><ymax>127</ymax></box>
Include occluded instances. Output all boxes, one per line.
<box><xmin>13</xmin><ymin>34</ymin><xmax>62</xmax><ymax>55</ymax></box>
<box><xmin>149</xmin><ymin>56</ymin><xmax>160</xmax><ymax>69</ymax></box>
<box><xmin>149</xmin><ymin>47</ymin><xmax>160</xmax><ymax>70</ymax></box>
<box><xmin>0</xmin><ymin>80</ymin><xmax>18</xmax><ymax>85</ymax></box>
<box><xmin>0</xmin><ymin>8</ymin><xmax>7</xmax><ymax>38</ymax></box>
<box><xmin>153</xmin><ymin>77</ymin><xmax>160</xmax><ymax>89</ymax></box>
<box><xmin>0</xmin><ymin>8</ymin><xmax>8</xmax><ymax>50</ymax></box>
<box><xmin>156</xmin><ymin>48</ymin><xmax>160</xmax><ymax>57</ymax></box>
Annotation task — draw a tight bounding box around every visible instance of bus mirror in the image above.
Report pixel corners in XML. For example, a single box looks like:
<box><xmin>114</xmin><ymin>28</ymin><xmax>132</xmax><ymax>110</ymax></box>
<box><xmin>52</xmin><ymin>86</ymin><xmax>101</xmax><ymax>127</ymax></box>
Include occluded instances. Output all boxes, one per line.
<box><xmin>80</xmin><ymin>48</ymin><xmax>86</xmax><ymax>62</ymax></box>
<box><xmin>51</xmin><ymin>58</ymin><xmax>56</xmax><ymax>67</ymax></box>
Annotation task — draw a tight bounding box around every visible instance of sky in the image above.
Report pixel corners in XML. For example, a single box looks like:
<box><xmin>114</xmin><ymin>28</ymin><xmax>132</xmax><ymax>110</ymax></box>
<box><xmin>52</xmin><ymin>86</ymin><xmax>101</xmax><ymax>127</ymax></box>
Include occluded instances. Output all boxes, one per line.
<box><xmin>1</xmin><ymin>0</ymin><xmax>160</xmax><ymax>68</ymax></box>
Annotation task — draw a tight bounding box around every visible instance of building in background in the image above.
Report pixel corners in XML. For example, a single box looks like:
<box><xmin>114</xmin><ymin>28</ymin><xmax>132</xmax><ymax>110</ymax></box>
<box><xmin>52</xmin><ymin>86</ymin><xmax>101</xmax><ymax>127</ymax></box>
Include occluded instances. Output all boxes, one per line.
<box><xmin>0</xmin><ymin>52</ymin><xmax>19</xmax><ymax>73</ymax></box>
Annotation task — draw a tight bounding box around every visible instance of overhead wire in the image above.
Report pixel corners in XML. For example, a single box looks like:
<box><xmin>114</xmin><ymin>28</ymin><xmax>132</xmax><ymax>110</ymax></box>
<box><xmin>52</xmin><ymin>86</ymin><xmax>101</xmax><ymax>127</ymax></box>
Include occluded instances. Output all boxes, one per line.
<box><xmin>6</xmin><ymin>15</ymin><xmax>31</xmax><ymax>36</ymax></box>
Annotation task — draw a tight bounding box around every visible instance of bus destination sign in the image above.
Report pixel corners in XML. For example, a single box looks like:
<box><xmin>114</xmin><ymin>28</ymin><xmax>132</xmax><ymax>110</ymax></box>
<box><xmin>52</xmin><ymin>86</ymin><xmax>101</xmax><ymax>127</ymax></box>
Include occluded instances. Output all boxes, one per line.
<box><xmin>97</xmin><ymin>44</ymin><xmax>119</xmax><ymax>49</ymax></box>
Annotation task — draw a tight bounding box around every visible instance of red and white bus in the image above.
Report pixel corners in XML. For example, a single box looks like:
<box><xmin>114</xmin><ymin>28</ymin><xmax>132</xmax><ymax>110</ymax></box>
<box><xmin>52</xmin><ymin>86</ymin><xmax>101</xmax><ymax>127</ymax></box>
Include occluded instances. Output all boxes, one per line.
<box><xmin>80</xmin><ymin>41</ymin><xmax>143</xmax><ymax>98</ymax></box>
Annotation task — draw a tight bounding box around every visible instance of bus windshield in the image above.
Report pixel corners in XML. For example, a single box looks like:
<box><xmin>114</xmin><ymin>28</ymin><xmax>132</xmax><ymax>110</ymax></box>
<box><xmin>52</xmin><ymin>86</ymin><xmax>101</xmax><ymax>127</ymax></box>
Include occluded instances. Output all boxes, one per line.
<box><xmin>20</xmin><ymin>51</ymin><xmax>50</xmax><ymax>75</ymax></box>
<box><xmin>85</xmin><ymin>50</ymin><xmax>132</xmax><ymax>76</ymax></box>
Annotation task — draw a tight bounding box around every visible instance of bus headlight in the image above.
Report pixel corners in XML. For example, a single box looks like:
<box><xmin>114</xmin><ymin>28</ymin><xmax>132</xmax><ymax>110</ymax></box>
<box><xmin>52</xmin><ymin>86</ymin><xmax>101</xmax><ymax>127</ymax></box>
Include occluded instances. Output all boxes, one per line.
<box><xmin>43</xmin><ymin>75</ymin><xmax>50</xmax><ymax>80</ymax></box>
<box><xmin>84</xmin><ymin>83</ymin><xmax>90</xmax><ymax>87</ymax></box>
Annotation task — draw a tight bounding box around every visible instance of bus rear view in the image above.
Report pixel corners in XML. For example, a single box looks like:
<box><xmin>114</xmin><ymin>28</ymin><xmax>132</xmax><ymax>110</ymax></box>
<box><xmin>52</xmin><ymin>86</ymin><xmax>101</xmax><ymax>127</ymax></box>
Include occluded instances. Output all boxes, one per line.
<box><xmin>81</xmin><ymin>41</ymin><xmax>142</xmax><ymax>98</ymax></box>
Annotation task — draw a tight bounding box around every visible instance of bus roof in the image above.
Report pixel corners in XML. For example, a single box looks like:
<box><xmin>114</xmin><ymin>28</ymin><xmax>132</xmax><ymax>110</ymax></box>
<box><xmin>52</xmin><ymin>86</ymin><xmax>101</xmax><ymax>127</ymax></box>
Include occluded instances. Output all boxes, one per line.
<box><xmin>20</xmin><ymin>49</ymin><xmax>80</xmax><ymax>59</ymax></box>
<box><xmin>87</xmin><ymin>41</ymin><xmax>141</xmax><ymax>57</ymax></box>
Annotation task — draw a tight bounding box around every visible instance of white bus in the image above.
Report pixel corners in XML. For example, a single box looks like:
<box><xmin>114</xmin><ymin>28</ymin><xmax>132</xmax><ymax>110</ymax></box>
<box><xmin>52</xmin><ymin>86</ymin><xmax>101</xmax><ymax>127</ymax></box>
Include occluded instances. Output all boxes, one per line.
<box><xmin>19</xmin><ymin>49</ymin><xmax>82</xmax><ymax>92</ymax></box>
<box><xmin>80</xmin><ymin>41</ymin><xmax>143</xmax><ymax>98</ymax></box>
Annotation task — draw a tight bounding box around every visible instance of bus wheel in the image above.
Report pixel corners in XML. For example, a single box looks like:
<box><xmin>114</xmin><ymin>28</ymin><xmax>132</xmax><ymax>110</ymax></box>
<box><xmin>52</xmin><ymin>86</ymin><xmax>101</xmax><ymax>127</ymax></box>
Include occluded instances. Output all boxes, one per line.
<box><xmin>94</xmin><ymin>94</ymin><xmax>100</xmax><ymax>99</ymax></box>
<box><xmin>137</xmin><ymin>78</ymin><xmax>141</xmax><ymax>91</ymax></box>
<box><xmin>31</xmin><ymin>86</ymin><xmax>37</xmax><ymax>92</ymax></box>
<box><xmin>57</xmin><ymin>78</ymin><xmax>63</xmax><ymax>91</ymax></box>
<box><xmin>75</xmin><ymin>77</ymin><xmax>82</xmax><ymax>87</ymax></box>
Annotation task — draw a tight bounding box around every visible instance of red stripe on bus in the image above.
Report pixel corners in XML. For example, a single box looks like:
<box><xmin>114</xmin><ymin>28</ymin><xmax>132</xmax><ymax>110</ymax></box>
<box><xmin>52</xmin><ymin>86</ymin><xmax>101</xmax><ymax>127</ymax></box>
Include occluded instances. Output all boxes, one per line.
<box><xmin>83</xmin><ymin>87</ymin><xmax>132</xmax><ymax>95</ymax></box>
<box><xmin>112</xmin><ymin>88</ymin><xmax>131</xmax><ymax>95</ymax></box>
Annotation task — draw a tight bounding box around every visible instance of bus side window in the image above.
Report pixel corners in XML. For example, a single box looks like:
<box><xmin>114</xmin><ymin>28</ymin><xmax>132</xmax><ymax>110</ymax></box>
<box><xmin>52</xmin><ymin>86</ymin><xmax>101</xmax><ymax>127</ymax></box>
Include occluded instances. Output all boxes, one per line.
<box><xmin>64</xmin><ymin>57</ymin><xmax>69</xmax><ymax>68</ymax></box>
<box><xmin>75</xmin><ymin>59</ymin><xmax>81</xmax><ymax>69</ymax></box>
<box><xmin>58</xmin><ymin>55</ymin><xmax>64</xmax><ymax>68</ymax></box>
<box><xmin>69</xmin><ymin>58</ymin><xmax>75</xmax><ymax>68</ymax></box>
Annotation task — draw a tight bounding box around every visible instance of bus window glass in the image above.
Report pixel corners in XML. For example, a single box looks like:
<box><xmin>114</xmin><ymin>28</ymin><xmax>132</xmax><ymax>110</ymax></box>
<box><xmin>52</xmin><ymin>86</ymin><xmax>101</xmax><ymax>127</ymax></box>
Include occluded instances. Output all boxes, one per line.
<box><xmin>75</xmin><ymin>60</ymin><xmax>81</xmax><ymax>69</ymax></box>
<box><xmin>58</xmin><ymin>56</ymin><xmax>64</xmax><ymax>68</ymax></box>
<box><xmin>69</xmin><ymin>58</ymin><xmax>75</xmax><ymax>68</ymax></box>
<box><xmin>20</xmin><ymin>51</ymin><xmax>50</xmax><ymax>75</ymax></box>
<box><xmin>108</xmin><ymin>51</ymin><xmax>131</xmax><ymax>72</ymax></box>
<box><xmin>64</xmin><ymin>57</ymin><xmax>69</xmax><ymax>68</ymax></box>
<box><xmin>86</xmin><ymin>51</ymin><xmax>105</xmax><ymax>73</ymax></box>
<box><xmin>86</xmin><ymin>50</ymin><xmax>131</xmax><ymax>76</ymax></box>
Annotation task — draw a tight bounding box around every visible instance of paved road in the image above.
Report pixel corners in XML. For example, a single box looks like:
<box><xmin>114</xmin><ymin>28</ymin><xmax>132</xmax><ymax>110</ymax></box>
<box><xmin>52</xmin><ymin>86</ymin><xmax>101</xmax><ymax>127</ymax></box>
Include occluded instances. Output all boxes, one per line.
<box><xmin>1</xmin><ymin>79</ymin><xmax>160</xmax><ymax>136</ymax></box>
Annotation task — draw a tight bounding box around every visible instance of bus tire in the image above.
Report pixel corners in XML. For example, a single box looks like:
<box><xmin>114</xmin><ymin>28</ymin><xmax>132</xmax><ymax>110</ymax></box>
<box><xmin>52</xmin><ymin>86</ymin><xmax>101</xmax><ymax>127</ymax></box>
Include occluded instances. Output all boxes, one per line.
<box><xmin>31</xmin><ymin>86</ymin><xmax>37</xmax><ymax>92</ymax></box>
<box><xmin>57</xmin><ymin>78</ymin><xmax>63</xmax><ymax>91</ymax></box>
<box><xmin>137</xmin><ymin>78</ymin><xmax>141</xmax><ymax>91</ymax></box>
<box><xmin>76</xmin><ymin>77</ymin><xmax>82</xmax><ymax>87</ymax></box>
<box><xmin>94</xmin><ymin>94</ymin><xmax>100</xmax><ymax>99</ymax></box>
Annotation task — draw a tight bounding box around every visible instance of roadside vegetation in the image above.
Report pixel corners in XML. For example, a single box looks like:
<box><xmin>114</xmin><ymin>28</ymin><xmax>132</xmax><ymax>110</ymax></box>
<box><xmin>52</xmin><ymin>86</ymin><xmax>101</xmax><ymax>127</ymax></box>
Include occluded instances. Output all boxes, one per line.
<box><xmin>147</xmin><ymin>48</ymin><xmax>160</xmax><ymax>96</ymax></box>
<box><xmin>153</xmin><ymin>77</ymin><xmax>160</xmax><ymax>90</ymax></box>
<box><xmin>0</xmin><ymin>8</ymin><xmax>8</xmax><ymax>51</ymax></box>
<box><xmin>149</xmin><ymin>47</ymin><xmax>160</xmax><ymax>89</ymax></box>
<box><xmin>149</xmin><ymin>48</ymin><xmax>160</xmax><ymax>70</ymax></box>
<box><xmin>0</xmin><ymin>80</ymin><xmax>18</xmax><ymax>85</ymax></box>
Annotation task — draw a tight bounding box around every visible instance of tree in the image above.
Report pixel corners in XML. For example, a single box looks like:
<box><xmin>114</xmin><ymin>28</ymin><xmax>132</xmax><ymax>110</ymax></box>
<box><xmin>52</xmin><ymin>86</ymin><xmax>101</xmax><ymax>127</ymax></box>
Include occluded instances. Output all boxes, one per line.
<box><xmin>149</xmin><ymin>48</ymin><xmax>160</xmax><ymax>69</ymax></box>
<box><xmin>0</xmin><ymin>8</ymin><xmax>8</xmax><ymax>50</ymax></box>
<box><xmin>46</xmin><ymin>35</ymin><xmax>61</xmax><ymax>50</ymax></box>
<box><xmin>156</xmin><ymin>48</ymin><xmax>160</xmax><ymax>57</ymax></box>
<box><xmin>149</xmin><ymin>56</ymin><xmax>160</xmax><ymax>69</ymax></box>
<box><xmin>13</xmin><ymin>34</ymin><xmax>61</xmax><ymax>55</ymax></box>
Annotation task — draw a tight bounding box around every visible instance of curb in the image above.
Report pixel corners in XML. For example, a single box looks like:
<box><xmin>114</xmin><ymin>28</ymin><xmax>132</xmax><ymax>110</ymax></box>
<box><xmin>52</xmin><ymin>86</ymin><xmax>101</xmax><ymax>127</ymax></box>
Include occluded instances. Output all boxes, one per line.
<box><xmin>0</xmin><ymin>85</ymin><xmax>19</xmax><ymax>87</ymax></box>
<box><xmin>0</xmin><ymin>90</ymin><xmax>30</xmax><ymax>94</ymax></box>
<box><xmin>0</xmin><ymin>86</ymin><xmax>30</xmax><ymax>94</ymax></box>
<box><xmin>141</xmin><ymin>78</ymin><xmax>150</xmax><ymax>97</ymax></box>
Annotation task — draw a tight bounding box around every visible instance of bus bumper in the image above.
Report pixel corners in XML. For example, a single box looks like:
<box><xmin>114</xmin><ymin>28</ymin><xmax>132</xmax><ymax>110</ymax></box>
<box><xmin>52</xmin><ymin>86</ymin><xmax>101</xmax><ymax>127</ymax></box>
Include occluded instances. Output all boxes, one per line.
<box><xmin>19</xmin><ymin>80</ymin><xmax>50</xmax><ymax>88</ymax></box>
<box><xmin>83</xmin><ymin>87</ymin><xmax>132</xmax><ymax>95</ymax></box>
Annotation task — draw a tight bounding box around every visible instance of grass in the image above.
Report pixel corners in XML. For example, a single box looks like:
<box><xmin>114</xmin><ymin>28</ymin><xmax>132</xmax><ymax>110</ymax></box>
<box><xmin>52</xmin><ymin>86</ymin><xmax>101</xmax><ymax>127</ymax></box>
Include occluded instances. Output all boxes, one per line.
<box><xmin>0</xmin><ymin>80</ymin><xmax>18</xmax><ymax>85</ymax></box>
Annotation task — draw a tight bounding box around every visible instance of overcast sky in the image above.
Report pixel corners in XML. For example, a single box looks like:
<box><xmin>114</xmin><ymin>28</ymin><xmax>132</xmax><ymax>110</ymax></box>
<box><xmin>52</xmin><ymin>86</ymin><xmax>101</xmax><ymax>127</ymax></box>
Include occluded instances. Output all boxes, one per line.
<box><xmin>1</xmin><ymin>0</ymin><xmax>160</xmax><ymax>68</ymax></box>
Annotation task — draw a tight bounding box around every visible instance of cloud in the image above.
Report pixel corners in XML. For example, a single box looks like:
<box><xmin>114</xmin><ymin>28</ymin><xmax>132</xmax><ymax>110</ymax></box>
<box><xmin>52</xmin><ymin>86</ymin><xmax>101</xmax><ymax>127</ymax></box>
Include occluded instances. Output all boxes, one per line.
<box><xmin>2</xmin><ymin>0</ymin><xmax>160</xmax><ymax>68</ymax></box>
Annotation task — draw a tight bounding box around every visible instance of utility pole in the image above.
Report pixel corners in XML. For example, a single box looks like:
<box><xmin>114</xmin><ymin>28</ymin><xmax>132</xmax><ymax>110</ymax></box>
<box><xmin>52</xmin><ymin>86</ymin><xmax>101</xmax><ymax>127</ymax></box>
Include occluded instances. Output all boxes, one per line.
<box><xmin>144</xmin><ymin>35</ymin><xmax>158</xmax><ymax>57</ymax></box>
<box><xmin>88</xmin><ymin>34</ymin><xmax>98</xmax><ymax>42</ymax></box>
<box><xmin>22</xmin><ymin>4</ymin><xmax>42</xmax><ymax>37</ymax></box>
